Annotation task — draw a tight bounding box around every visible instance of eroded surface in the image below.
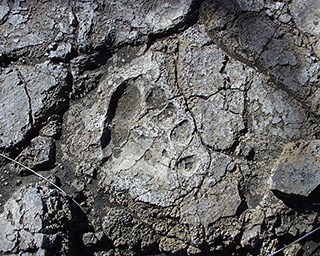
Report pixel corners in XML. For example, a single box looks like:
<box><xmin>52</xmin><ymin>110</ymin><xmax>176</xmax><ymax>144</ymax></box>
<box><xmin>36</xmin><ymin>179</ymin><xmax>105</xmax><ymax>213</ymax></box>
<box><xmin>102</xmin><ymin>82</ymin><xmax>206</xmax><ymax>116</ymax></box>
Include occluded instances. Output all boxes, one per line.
<box><xmin>0</xmin><ymin>0</ymin><xmax>319</xmax><ymax>255</ymax></box>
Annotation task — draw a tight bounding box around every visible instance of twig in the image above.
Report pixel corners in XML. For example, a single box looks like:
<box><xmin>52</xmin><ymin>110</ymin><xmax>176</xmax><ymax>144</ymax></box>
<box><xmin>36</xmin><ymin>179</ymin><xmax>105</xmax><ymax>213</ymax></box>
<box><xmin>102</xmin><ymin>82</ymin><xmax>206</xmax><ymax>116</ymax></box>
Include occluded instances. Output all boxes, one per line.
<box><xmin>0</xmin><ymin>152</ymin><xmax>86</xmax><ymax>214</ymax></box>
<box><xmin>270</xmin><ymin>226</ymin><xmax>320</xmax><ymax>256</ymax></box>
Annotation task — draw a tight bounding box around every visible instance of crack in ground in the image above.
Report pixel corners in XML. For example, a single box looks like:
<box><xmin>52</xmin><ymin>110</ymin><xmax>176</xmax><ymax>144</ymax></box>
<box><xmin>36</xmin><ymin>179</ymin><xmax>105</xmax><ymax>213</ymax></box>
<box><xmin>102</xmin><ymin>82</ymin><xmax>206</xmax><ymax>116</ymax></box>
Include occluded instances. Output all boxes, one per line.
<box><xmin>201</xmin><ymin>29</ymin><xmax>320</xmax><ymax>133</ymax></box>
<box><xmin>15</xmin><ymin>68</ymin><xmax>34</xmax><ymax>128</ymax></box>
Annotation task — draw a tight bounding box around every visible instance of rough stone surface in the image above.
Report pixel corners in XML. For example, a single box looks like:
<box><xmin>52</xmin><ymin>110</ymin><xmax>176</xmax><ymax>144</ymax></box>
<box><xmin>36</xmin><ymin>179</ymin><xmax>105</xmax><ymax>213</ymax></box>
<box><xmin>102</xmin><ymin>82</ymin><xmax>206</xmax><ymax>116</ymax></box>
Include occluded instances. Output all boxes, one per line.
<box><xmin>0</xmin><ymin>185</ymin><xmax>77</xmax><ymax>255</ymax></box>
<box><xmin>199</xmin><ymin>0</ymin><xmax>320</xmax><ymax>101</ymax></box>
<box><xmin>0</xmin><ymin>62</ymin><xmax>70</xmax><ymax>149</ymax></box>
<box><xmin>0</xmin><ymin>0</ymin><xmax>319</xmax><ymax>255</ymax></box>
<box><xmin>13</xmin><ymin>136</ymin><xmax>56</xmax><ymax>173</ymax></box>
<box><xmin>290</xmin><ymin>0</ymin><xmax>320</xmax><ymax>36</ymax></box>
<box><xmin>269</xmin><ymin>140</ymin><xmax>320</xmax><ymax>197</ymax></box>
<box><xmin>0</xmin><ymin>69</ymin><xmax>31</xmax><ymax>148</ymax></box>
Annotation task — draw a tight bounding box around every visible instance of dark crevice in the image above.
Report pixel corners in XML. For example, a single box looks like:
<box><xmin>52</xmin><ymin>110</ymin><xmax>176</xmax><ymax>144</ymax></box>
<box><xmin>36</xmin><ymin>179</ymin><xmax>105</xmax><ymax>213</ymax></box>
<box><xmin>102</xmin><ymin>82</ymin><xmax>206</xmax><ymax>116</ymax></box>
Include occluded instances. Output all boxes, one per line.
<box><xmin>146</xmin><ymin>0</ymin><xmax>203</xmax><ymax>46</ymax></box>
<box><xmin>241</xmin><ymin>80</ymin><xmax>251</xmax><ymax>133</ymax></box>
<box><xmin>73</xmin><ymin>0</ymin><xmax>203</xmax><ymax>87</ymax></box>
<box><xmin>23</xmin><ymin>84</ymin><xmax>35</xmax><ymax>127</ymax></box>
<box><xmin>132</xmin><ymin>239</ymin><xmax>162</xmax><ymax>256</ymax></box>
<box><xmin>0</xmin><ymin>53</ymin><xmax>19</xmax><ymax>68</ymax></box>
<box><xmin>47</xmin><ymin>196</ymin><xmax>95</xmax><ymax>256</ymax></box>
<box><xmin>73</xmin><ymin>47</ymin><xmax>113</xmax><ymax>75</ymax></box>
<box><xmin>272</xmin><ymin>184</ymin><xmax>320</xmax><ymax>212</ymax></box>
<box><xmin>84</xmin><ymin>224</ymin><xmax>115</xmax><ymax>254</ymax></box>
<box><xmin>219</xmin><ymin>55</ymin><xmax>229</xmax><ymax>74</ymax></box>
<box><xmin>236</xmin><ymin>184</ymin><xmax>249</xmax><ymax>218</ymax></box>
<box><xmin>246</xmin><ymin>148</ymin><xmax>255</xmax><ymax>161</ymax></box>
<box><xmin>222</xmin><ymin>136</ymin><xmax>241</xmax><ymax>155</ymax></box>
<box><xmin>16</xmin><ymin>68</ymin><xmax>34</xmax><ymax>128</ymax></box>
<box><xmin>100</xmin><ymin>82</ymin><xmax>128</xmax><ymax>149</ymax></box>
<box><xmin>66</xmin><ymin>210</ymin><xmax>104</xmax><ymax>256</ymax></box>
<box><xmin>49</xmin><ymin>47</ymin><xmax>78</xmax><ymax>64</ymax></box>
<box><xmin>274</xmin><ymin>233</ymin><xmax>296</xmax><ymax>256</ymax></box>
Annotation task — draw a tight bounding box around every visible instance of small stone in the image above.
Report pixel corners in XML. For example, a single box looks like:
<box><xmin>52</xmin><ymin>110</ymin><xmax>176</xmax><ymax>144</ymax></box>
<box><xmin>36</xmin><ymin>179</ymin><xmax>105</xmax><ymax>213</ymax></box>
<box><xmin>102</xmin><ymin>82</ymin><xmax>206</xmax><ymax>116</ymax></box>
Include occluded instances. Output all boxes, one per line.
<box><xmin>82</xmin><ymin>232</ymin><xmax>98</xmax><ymax>247</ymax></box>
<box><xmin>187</xmin><ymin>245</ymin><xmax>202</xmax><ymax>255</ymax></box>
<box><xmin>227</xmin><ymin>162</ymin><xmax>236</xmax><ymax>172</ymax></box>
<box><xmin>278</xmin><ymin>13</ymin><xmax>291</xmax><ymax>23</ymax></box>
<box><xmin>71</xmin><ymin>179</ymin><xmax>85</xmax><ymax>192</ymax></box>
<box><xmin>39</xmin><ymin>117</ymin><xmax>62</xmax><ymax>138</ymax></box>
<box><xmin>159</xmin><ymin>237</ymin><xmax>188</xmax><ymax>254</ymax></box>
<box><xmin>48</xmin><ymin>43</ymin><xmax>74</xmax><ymax>61</ymax></box>
<box><xmin>236</xmin><ymin>141</ymin><xmax>255</xmax><ymax>160</ymax></box>
<box><xmin>284</xmin><ymin>243</ymin><xmax>303</xmax><ymax>256</ymax></box>
<box><xmin>15</xmin><ymin>136</ymin><xmax>56</xmax><ymax>173</ymax></box>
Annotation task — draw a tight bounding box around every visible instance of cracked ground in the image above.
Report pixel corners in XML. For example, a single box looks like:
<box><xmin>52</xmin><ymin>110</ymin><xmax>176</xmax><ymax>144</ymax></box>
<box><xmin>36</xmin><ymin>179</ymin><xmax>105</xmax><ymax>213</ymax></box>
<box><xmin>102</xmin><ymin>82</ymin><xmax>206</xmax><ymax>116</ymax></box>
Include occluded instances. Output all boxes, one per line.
<box><xmin>0</xmin><ymin>0</ymin><xmax>319</xmax><ymax>255</ymax></box>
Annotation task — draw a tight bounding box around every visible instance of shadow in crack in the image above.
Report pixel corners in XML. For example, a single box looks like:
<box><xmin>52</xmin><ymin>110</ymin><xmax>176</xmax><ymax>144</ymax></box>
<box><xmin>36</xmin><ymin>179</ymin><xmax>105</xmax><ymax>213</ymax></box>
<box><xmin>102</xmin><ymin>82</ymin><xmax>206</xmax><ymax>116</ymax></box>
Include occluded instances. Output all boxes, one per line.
<box><xmin>271</xmin><ymin>184</ymin><xmax>320</xmax><ymax>213</ymax></box>
<box><xmin>100</xmin><ymin>82</ymin><xmax>128</xmax><ymax>149</ymax></box>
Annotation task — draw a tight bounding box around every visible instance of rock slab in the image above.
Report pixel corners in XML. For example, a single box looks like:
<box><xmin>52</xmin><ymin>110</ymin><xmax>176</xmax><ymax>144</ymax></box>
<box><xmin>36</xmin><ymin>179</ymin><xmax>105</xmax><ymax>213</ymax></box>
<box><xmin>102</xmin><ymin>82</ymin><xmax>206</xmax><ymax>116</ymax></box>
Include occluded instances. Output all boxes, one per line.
<box><xmin>269</xmin><ymin>140</ymin><xmax>320</xmax><ymax>197</ymax></box>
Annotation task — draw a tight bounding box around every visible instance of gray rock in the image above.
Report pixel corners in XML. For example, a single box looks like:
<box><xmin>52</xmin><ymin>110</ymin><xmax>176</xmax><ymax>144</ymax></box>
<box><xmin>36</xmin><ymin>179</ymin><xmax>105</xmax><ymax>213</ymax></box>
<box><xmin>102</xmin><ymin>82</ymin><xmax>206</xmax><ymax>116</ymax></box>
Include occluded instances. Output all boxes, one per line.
<box><xmin>0</xmin><ymin>1</ymin><xmax>75</xmax><ymax>58</ymax></box>
<box><xmin>0</xmin><ymin>184</ymin><xmax>74</xmax><ymax>255</ymax></box>
<box><xmin>17</xmin><ymin>62</ymin><xmax>70</xmax><ymax>124</ymax></box>
<box><xmin>290</xmin><ymin>0</ymin><xmax>320</xmax><ymax>36</ymax></box>
<box><xmin>0</xmin><ymin>69</ymin><xmax>31</xmax><ymax>148</ymax></box>
<box><xmin>238</xmin><ymin>15</ymin><xmax>276</xmax><ymax>55</ymax></box>
<box><xmin>181</xmin><ymin>174</ymin><xmax>241</xmax><ymax>229</ymax></box>
<box><xmin>48</xmin><ymin>42</ymin><xmax>74</xmax><ymax>61</ymax></box>
<box><xmin>58</xmin><ymin>17</ymin><xmax>319</xmax><ymax>253</ymax></box>
<box><xmin>70</xmin><ymin>0</ymin><xmax>196</xmax><ymax>52</ymax></box>
<box><xmin>199</xmin><ymin>0</ymin><xmax>320</xmax><ymax>101</ymax></box>
<box><xmin>0</xmin><ymin>62</ymin><xmax>70</xmax><ymax>149</ymax></box>
<box><xmin>235</xmin><ymin>0</ymin><xmax>265</xmax><ymax>12</ymax></box>
<box><xmin>0</xmin><ymin>185</ymin><xmax>45</xmax><ymax>254</ymax></box>
<box><xmin>269</xmin><ymin>140</ymin><xmax>320</xmax><ymax>197</ymax></box>
<box><xmin>159</xmin><ymin>237</ymin><xmax>188</xmax><ymax>254</ymax></box>
<box><xmin>95</xmin><ymin>49</ymin><xmax>210</xmax><ymax>207</ymax></box>
<box><xmin>240</xmin><ymin>209</ymin><xmax>264</xmax><ymax>248</ymax></box>
<box><xmin>0</xmin><ymin>0</ymin><xmax>10</xmax><ymax>24</ymax></box>
<box><xmin>247</xmin><ymin>74</ymin><xmax>307</xmax><ymax>140</ymax></box>
<box><xmin>13</xmin><ymin>136</ymin><xmax>55</xmax><ymax>173</ymax></box>
<box><xmin>0</xmin><ymin>0</ymin><xmax>196</xmax><ymax>65</ymax></box>
<box><xmin>0</xmin><ymin>0</ymin><xmax>319</xmax><ymax>255</ymax></box>
<box><xmin>102</xmin><ymin>206</ymin><xmax>157</xmax><ymax>250</ymax></box>
<box><xmin>82</xmin><ymin>232</ymin><xmax>98</xmax><ymax>247</ymax></box>
<box><xmin>314</xmin><ymin>40</ymin><xmax>320</xmax><ymax>59</ymax></box>
<box><xmin>75</xmin><ymin>2</ymin><xmax>97</xmax><ymax>52</ymax></box>
<box><xmin>261</xmin><ymin>39</ymin><xmax>297</xmax><ymax>68</ymax></box>
<box><xmin>178</xmin><ymin>27</ymin><xmax>247</xmax><ymax>150</ymax></box>
<box><xmin>89</xmin><ymin>0</ymin><xmax>195</xmax><ymax>48</ymax></box>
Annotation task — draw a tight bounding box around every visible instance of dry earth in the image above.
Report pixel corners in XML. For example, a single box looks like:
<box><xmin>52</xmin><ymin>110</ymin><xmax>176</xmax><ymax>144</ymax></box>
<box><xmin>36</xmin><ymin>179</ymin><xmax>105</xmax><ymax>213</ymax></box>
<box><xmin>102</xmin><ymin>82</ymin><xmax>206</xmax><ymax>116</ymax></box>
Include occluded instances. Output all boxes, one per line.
<box><xmin>0</xmin><ymin>0</ymin><xmax>319</xmax><ymax>255</ymax></box>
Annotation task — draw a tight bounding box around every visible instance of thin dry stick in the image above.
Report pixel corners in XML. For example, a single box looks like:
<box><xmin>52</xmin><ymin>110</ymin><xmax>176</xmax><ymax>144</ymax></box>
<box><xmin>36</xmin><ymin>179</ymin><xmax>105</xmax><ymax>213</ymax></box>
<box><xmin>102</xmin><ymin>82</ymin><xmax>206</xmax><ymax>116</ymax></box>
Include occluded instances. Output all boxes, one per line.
<box><xmin>270</xmin><ymin>226</ymin><xmax>320</xmax><ymax>256</ymax></box>
<box><xmin>0</xmin><ymin>152</ymin><xmax>86</xmax><ymax>214</ymax></box>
